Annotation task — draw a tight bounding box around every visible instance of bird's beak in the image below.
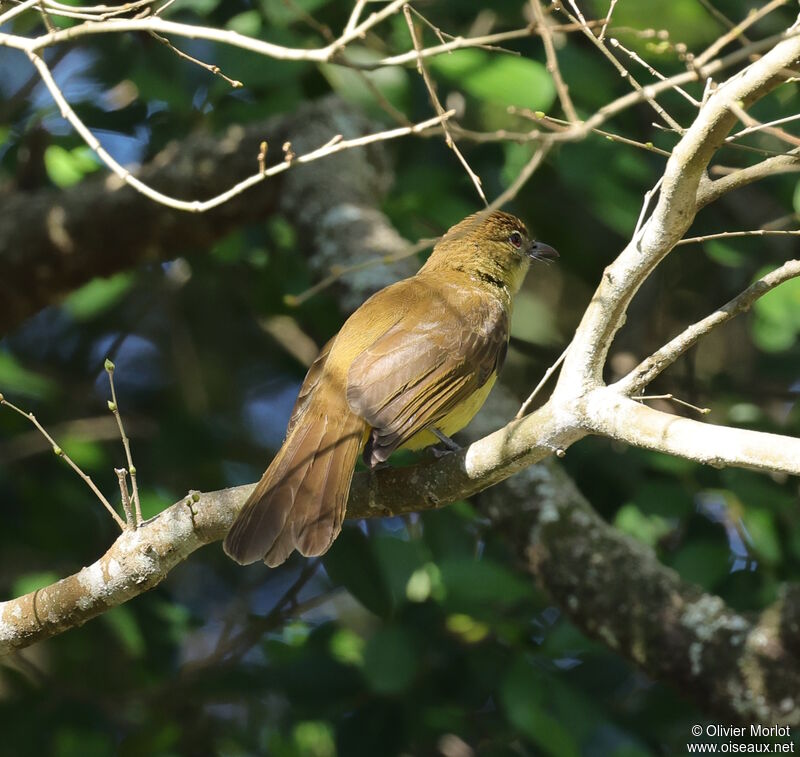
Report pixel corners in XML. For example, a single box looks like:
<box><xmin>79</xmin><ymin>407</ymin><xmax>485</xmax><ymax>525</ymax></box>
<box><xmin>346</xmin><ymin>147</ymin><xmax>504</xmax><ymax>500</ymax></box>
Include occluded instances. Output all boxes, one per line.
<box><xmin>528</xmin><ymin>240</ymin><xmax>559</xmax><ymax>263</ymax></box>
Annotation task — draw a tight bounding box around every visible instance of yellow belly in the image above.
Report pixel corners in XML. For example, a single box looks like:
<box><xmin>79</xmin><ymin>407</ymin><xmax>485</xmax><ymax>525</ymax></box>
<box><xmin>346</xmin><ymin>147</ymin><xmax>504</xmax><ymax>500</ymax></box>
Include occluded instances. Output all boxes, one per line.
<box><xmin>399</xmin><ymin>373</ymin><xmax>498</xmax><ymax>451</ymax></box>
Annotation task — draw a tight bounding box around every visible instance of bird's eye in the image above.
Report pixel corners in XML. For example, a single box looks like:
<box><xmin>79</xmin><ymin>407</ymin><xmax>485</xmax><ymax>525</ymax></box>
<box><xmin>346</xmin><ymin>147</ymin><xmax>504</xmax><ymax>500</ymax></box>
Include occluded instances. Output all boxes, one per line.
<box><xmin>509</xmin><ymin>231</ymin><xmax>523</xmax><ymax>249</ymax></box>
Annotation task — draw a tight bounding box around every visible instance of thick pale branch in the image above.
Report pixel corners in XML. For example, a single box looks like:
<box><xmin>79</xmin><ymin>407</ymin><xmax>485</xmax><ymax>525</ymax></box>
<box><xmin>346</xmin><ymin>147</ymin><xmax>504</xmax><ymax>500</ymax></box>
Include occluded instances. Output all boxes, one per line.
<box><xmin>555</xmin><ymin>29</ymin><xmax>800</xmax><ymax>398</ymax></box>
<box><xmin>0</xmin><ymin>400</ymin><xmax>584</xmax><ymax>655</ymax></box>
<box><xmin>584</xmin><ymin>388</ymin><xmax>800</xmax><ymax>476</ymax></box>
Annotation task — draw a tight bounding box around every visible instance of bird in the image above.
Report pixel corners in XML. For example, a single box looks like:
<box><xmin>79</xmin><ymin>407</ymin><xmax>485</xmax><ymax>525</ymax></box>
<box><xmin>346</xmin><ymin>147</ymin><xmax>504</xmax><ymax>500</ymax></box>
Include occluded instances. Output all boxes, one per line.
<box><xmin>224</xmin><ymin>209</ymin><xmax>558</xmax><ymax>566</ymax></box>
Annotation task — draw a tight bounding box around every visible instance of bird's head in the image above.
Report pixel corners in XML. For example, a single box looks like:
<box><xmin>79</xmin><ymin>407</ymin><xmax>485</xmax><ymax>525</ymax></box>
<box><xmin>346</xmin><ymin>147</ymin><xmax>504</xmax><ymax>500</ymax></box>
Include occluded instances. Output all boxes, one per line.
<box><xmin>423</xmin><ymin>210</ymin><xmax>558</xmax><ymax>294</ymax></box>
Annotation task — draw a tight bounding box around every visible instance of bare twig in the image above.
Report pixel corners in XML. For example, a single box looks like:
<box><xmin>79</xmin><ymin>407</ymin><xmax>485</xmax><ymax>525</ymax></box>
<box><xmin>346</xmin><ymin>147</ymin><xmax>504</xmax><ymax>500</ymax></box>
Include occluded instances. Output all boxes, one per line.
<box><xmin>149</xmin><ymin>31</ymin><xmax>243</xmax><ymax>88</ymax></box>
<box><xmin>694</xmin><ymin>0</ymin><xmax>789</xmax><ymax>68</ymax></box>
<box><xmin>632</xmin><ymin>393</ymin><xmax>710</xmax><ymax>415</ymax></box>
<box><xmin>598</xmin><ymin>0</ymin><xmax>617</xmax><ymax>42</ymax></box>
<box><xmin>556</xmin><ymin>1</ymin><xmax>685</xmax><ymax>134</ymax></box>
<box><xmin>343</xmin><ymin>0</ymin><xmax>369</xmax><ymax>36</ymax></box>
<box><xmin>697</xmin><ymin>151</ymin><xmax>800</xmax><ymax>206</ymax></box>
<box><xmin>115</xmin><ymin>467</ymin><xmax>133</xmax><ymax>525</ymax></box>
<box><xmin>0</xmin><ymin>393</ymin><xmax>125</xmax><ymax>529</ymax></box>
<box><xmin>515</xmin><ymin>342</ymin><xmax>570</xmax><ymax>419</ymax></box>
<box><xmin>529</xmin><ymin>0</ymin><xmax>578</xmax><ymax>122</ymax></box>
<box><xmin>286</xmin><ymin>237</ymin><xmax>437</xmax><ymax>307</ymax></box>
<box><xmin>25</xmin><ymin>44</ymin><xmax>455</xmax><ymax>213</ymax></box>
<box><xmin>607</xmin><ymin>36</ymin><xmax>700</xmax><ymax>107</ymax></box>
<box><xmin>616</xmin><ymin>259</ymin><xmax>800</xmax><ymax>396</ymax></box>
<box><xmin>105</xmin><ymin>359</ymin><xmax>141</xmax><ymax>526</ymax></box>
<box><xmin>487</xmin><ymin>143</ymin><xmax>551</xmax><ymax>210</ymax></box>
<box><xmin>403</xmin><ymin>4</ymin><xmax>487</xmax><ymax>205</ymax></box>
<box><xmin>0</xmin><ymin>0</ymin><xmax>40</xmax><ymax>26</ymax></box>
<box><xmin>728</xmin><ymin>112</ymin><xmax>800</xmax><ymax>143</ymax></box>
<box><xmin>728</xmin><ymin>100</ymin><xmax>800</xmax><ymax>149</ymax></box>
<box><xmin>677</xmin><ymin>228</ymin><xmax>800</xmax><ymax>246</ymax></box>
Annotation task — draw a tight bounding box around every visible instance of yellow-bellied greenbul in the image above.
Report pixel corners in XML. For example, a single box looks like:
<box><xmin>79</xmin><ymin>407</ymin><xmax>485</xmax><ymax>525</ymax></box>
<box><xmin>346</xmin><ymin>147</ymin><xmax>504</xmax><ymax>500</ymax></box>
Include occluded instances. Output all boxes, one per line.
<box><xmin>224</xmin><ymin>210</ymin><xmax>557</xmax><ymax>566</ymax></box>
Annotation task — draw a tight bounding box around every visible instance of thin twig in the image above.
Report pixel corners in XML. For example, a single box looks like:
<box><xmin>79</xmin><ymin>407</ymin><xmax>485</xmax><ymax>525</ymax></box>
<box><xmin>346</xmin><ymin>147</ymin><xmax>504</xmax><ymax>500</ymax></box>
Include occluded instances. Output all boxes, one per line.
<box><xmin>0</xmin><ymin>393</ymin><xmax>125</xmax><ymax>529</ymax></box>
<box><xmin>286</xmin><ymin>237</ymin><xmax>437</xmax><ymax>306</ymax></box>
<box><xmin>0</xmin><ymin>0</ymin><xmax>40</xmax><ymax>26</ymax></box>
<box><xmin>403</xmin><ymin>4</ymin><xmax>487</xmax><ymax>205</ymax></box>
<box><xmin>105</xmin><ymin>359</ymin><xmax>141</xmax><ymax>526</ymax></box>
<box><xmin>676</xmin><ymin>228</ymin><xmax>800</xmax><ymax>246</ymax></box>
<box><xmin>728</xmin><ymin>112</ymin><xmax>800</xmax><ymax>143</ymax></box>
<box><xmin>608</xmin><ymin>36</ymin><xmax>700</xmax><ymax>107</ymax></box>
<box><xmin>556</xmin><ymin>2</ymin><xmax>685</xmax><ymax>134</ymax></box>
<box><xmin>727</xmin><ymin>100</ymin><xmax>800</xmax><ymax>149</ymax></box>
<box><xmin>694</xmin><ymin>0</ymin><xmax>789</xmax><ymax>68</ymax></box>
<box><xmin>343</xmin><ymin>0</ymin><xmax>369</xmax><ymax>36</ymax></box>
<box><xmin>149</xmin><ymin>31</ymin><xmax>242</xmax><ymax>88</ymax></box>
<box><xmin>529</xmin><ymin>0</ymin><xmax>578</xmax><ymax>122</ymax></box>
<box><xmin>632</xmin><ymin>176</ymin><xmax>664</xmax><ymax>244</ymax></box>
<box><xmin>695</xmin><ymin>0</ymin><xmax>747</xmax><ymax>38</ymax></box>
<box><xmin>25</xmin><ymin>43</ymin><xmax>455</xmax><ymax>213</ymax></box>
<box><xmin>598</xmin><ymin>0</ymin><xmax>617</xmax><ymax>42</ymax></box>
<box><xmin>616</xmin><ymin>259</ymin><xmax>800</xmax><ymax>396</ymax></box>
<box><xmin>516</xmin><ymin>110</ymin><xmax>672</xmax><ymax>156</ymax></box>
<box><xmin>115</xmin><ymin>467</ymin><xmax>134</xmax><ymax>525</ymax></box>
<box><xmin>487</xmin><ymin>143</ymin><xmax>551</xmax><ymax>211</ymax></box>
<box><xmin>633</xmin><ymin>393</ymin><xmax>710</xmax><ymax>415</ymax></box>
<box><xmin>516</xmin><ymin>342</ymin><xmax>571</xmax><ymax>419</ymax></box>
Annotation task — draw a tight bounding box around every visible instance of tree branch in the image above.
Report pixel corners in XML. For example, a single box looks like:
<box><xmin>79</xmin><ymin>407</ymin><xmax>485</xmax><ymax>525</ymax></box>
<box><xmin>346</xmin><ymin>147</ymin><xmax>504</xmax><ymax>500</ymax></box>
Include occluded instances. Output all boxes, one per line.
<box><xmin>554</xmin><ymin>28</ymin><xmax>800</xmax><ymax>398</ymax></box>
<box><xmin>0</xmin><ymin>97</ymin><xmax>414</xmax><ymax>335</ymax></box>
<box><xmin>584</xmin><ymin>389</ymin><xmax>800</xmax><ymax>477</ymax></box>
<box><xmin>617</xmin><ymin>259</ymin><xmax>800</xmax><ymax>395</ymax></box>
<box><xmin>488</xmin><ymin>461</ymin><xmax>800</xmax><ymax>726</ymax></box>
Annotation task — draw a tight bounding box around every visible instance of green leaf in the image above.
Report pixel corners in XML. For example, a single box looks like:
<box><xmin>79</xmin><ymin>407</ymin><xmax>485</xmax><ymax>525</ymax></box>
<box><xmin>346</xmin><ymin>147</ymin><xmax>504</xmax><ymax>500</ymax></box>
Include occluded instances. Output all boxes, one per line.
<box><xmin>421</xmin><ymin>507</ymin><xmax>476</xmax><ymax>561</ymax></box>
<box><xmin>742</xmin><ymin>508</ymin><xmax>781</xmax><ymax>564</ymax></box>
<box><xmin>704</xmin><ymin>240</ymin><xmax>747</xmax><ymax>268</ymax></box>
<box><xmin>58</xmin><ymin>435</ymin><xmax>105</xmax><ymax>469</ymax></box>
<box><xmin>632</xmin><ymin>481</ymin><xmax>693</xmax><ymax>518</ymax></box>
<box><xmin>501</xmin><ymin>656</ymin><xmax>580</xmax><ymax>757</ymax></box>
<box><xmin>174</xmin><ymin>0</ymin><xmax>220</xmax><ymax>15</ymax></box>
<box><xmin>320</xmin><ymin>48</ymin><xmax>410</xmax><ymax>114</ymax></box>
<box><xmin>44</xmin><ymin>145</ymin><xmax>99</xmax><ymax>187</ymax></box>
<box><xmin>137</xmin><ymin>490</ymin><xmax>165</xmax><ymax>521</ymax></box>
<box><xmin>226</xmin><ymin>10</ymin><xmax>262</xmax><ymax>36</ymax></box>
<box><xmin>669</xmin><ymin>541</ymin><xmax>730</xmax><ymax>589</ymax></box>
<box><xmin>102</xmin><ymin>605</ymin><xmax>145</xmax><ymax>657</ymax></box>
<box><xmin>511</xmin><ymin>290</ymin><xmax>561</xmax><ymax>345</ymax></box>
<box><xmin>12</xmin><ymin>571</ymin><xmax>60</xmax><ymax>597</ymax></box>
<box><xmin>53</xmin><ymin>728</ymin><xmax>114</xmax><ymax>757</ymax></box>
<box><xmin>63</xmin><ymin>272</ymin><xmax>134</xmax><ymax>320</ymax></box>
<box><xmin>292</xmin><ymin>721</ymin><xmax>336</xmax><ymax>757</ymax></box>
<box><xmin>439</xmin><ymin>557</ymin><xmax>532</xmax><ymax>613</ymax></box>
<box><xmin>262</xmin><ymin>0</ymin><xmax>330</xmax><ymax>26</ymax></box>
<box><xmin>362</xmin><ymin>626</ymin><xmax>418</xmax><ymax>694</ymax></box>
<box><xmin>431</xmin><ymin>50</ymin><xmax>556</xmax><ymax>113</ymax></box>
<box><xmin>329</xmin><ymin>628</ymin><xmax>365</xmax><ymax>666</ymax></box>
<box><xmin>372</xmin><ymin>533</ymin><xmax>428</xmax><ymax>609</ymax></box>
<box><xmin>614</xmin><ymin>503</ymin><xmax>671</xmax><ymax>547</ymax></box>
<box><xmin>323</xmin><ymin>527</ymin><xmax>393</xmax><ymax>618</ymax></box>
<box><xmin>792</xmin><ymin>179</ymin><xmax>800</xmax><ymax>215</ymax></box>
<box><xmin>751</xmin><ymin>265</ymin><xmax>800</xmax><ymax>352</ymax></box>
<box><xmin>0</xmin><ymin>351</ymin><xmax>56</xmax><ymax>399</ymax></box>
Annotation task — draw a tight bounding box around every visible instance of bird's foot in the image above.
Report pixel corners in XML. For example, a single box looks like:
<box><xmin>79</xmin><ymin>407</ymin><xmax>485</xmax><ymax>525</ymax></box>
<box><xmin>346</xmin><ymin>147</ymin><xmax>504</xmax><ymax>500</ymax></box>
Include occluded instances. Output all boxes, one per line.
<box><xmin>431</xmin><ymin>427</ymin><xmax>461</xmax><ymax>451</ymax></box>
<box><xmin>428</xmin><ymin>427</ymin><xmax>461</xmax><ymax>458</ymax></box>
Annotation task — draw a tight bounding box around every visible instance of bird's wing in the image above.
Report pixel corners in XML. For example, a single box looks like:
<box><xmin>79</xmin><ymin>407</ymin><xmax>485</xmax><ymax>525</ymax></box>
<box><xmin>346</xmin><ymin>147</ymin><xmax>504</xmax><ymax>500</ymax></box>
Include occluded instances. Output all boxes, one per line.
<box><xmin>346</xmin><ymin>284</ymin><xmax>508</xmax><ymax>465</ymax></box>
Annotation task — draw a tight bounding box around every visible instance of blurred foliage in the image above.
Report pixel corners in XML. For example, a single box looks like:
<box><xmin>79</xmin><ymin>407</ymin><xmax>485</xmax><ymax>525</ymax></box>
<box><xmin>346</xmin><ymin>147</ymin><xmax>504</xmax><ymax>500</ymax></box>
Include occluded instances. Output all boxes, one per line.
<box><xmin>1</xmin><ymin>0</ymin><xmax>800</xmax><ymax>755</ymax></box>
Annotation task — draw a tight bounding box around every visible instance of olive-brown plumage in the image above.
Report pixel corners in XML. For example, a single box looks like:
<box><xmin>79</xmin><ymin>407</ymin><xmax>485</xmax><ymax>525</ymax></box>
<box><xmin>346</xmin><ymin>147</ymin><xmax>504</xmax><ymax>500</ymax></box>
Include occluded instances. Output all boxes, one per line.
<box><xmin>224</xmin><ymin>210</ymin><xmax>557</xmax><ymax>566</ymax></box>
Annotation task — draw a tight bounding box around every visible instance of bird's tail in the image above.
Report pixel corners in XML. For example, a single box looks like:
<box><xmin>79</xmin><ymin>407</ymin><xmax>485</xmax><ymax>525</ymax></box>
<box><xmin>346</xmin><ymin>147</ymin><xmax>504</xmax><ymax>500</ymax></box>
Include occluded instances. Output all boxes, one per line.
<box><xmin>223</xmin><ymin>395</ymin><xmax>367</xmax><ymax>567</ymax></box>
